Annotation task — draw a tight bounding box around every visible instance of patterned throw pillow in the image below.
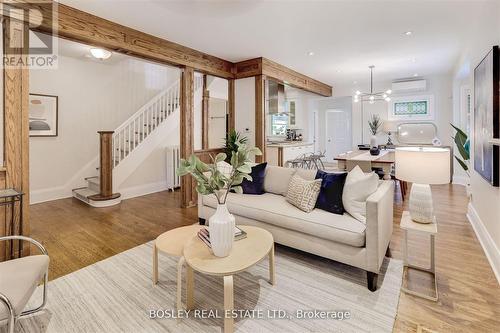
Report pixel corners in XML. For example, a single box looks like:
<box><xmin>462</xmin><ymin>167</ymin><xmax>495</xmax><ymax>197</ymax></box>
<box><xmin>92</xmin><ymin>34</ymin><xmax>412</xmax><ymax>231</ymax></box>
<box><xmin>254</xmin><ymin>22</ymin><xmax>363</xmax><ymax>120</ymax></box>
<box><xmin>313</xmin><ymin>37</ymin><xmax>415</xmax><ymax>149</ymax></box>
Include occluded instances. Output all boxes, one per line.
<box><xmin>286</xmin><ymin>175</ymin><xmax>322</xmax><ymax>213</ymax></box>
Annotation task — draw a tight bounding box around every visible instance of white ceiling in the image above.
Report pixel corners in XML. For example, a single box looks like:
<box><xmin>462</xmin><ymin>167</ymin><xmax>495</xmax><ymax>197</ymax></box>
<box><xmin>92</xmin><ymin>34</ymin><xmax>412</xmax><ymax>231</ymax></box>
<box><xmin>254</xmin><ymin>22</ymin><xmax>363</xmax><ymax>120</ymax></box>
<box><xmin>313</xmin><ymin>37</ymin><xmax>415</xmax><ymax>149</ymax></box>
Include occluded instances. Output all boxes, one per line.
<box><xmin>59</xmin><ymin>0</ymin><xmax>498</xmax><ymax>90</ymax></box>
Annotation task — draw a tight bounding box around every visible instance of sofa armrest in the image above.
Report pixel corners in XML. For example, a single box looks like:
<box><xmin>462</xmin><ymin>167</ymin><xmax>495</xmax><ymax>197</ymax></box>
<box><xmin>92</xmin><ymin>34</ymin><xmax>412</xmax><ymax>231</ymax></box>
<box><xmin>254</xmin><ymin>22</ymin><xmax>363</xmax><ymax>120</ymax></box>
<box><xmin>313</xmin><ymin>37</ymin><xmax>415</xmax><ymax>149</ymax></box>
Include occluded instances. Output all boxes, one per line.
<box><xmin>365</xmin><ymin>180</ymin><xmax>394</xmax><ymax>273</ymax></box>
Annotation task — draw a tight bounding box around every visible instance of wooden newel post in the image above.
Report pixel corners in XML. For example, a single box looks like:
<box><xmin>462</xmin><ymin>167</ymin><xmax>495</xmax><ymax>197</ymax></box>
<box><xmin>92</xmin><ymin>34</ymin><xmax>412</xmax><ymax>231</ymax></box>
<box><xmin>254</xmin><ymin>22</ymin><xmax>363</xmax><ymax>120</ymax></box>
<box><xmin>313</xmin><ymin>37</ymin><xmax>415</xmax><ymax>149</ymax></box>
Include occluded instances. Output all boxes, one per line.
<box><xmin>89</xmin><ymin>131</ymin><xmax>121</xmax><ymax>201</ymax></box>
<box><xmin>99</xmin><ymin>131</ymin><xmax>114</xmax><ymax>197</ymax></box>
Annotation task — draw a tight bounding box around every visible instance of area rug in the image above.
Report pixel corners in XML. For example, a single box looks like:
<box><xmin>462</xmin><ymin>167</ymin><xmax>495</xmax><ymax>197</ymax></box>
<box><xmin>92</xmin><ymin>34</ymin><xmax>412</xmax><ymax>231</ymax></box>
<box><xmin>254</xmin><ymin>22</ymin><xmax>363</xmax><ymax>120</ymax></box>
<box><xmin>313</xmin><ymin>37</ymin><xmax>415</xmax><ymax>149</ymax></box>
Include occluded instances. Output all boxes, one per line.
<box><xmin>10</xmin><ymin>242</ymin><xmax>402</xmax><ymax>333</ymax></box>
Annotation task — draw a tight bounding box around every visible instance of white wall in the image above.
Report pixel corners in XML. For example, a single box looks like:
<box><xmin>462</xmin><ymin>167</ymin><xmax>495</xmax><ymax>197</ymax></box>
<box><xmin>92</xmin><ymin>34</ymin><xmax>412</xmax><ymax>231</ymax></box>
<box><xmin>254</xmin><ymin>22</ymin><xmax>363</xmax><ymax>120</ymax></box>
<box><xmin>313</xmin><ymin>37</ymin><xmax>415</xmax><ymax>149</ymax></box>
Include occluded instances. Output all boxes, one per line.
<box><xmin>29</xmin><ymin>53</ymin><xmax>179</xmax><ymax>203</ymax></box>
<box><xmin>310</xmin><ymin>96</ymin><xmax>353</xmax><ymax>155</ymax></box>
<box><xmin>330</xmin><ymin>74</ymin><xmax>453</xmax><ymax>149</ymax></box>
<box><xmin>451</xmin><ymin>0</ymin><xmax>500</xmax><ymax>281</ymax></box>
<box><xmin>235</xmin><ymin>77</ymin><xmax>255</xmax><ymax>147</ymax></box>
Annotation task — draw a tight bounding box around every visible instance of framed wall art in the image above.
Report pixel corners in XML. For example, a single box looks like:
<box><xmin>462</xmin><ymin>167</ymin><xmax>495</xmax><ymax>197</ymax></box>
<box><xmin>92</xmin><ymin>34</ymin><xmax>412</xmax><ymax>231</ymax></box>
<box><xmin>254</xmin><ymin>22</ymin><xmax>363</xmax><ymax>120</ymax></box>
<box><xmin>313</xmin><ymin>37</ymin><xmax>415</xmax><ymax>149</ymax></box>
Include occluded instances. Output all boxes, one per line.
<box><xmin>474</xmin><ymin>46</ymin><xmax>499</xmax><ymax>186</ymax></box>
<box><xmin>29</xmin><ymin>94</ymin><xmax>59</xmax><ymax>137</ymax></box>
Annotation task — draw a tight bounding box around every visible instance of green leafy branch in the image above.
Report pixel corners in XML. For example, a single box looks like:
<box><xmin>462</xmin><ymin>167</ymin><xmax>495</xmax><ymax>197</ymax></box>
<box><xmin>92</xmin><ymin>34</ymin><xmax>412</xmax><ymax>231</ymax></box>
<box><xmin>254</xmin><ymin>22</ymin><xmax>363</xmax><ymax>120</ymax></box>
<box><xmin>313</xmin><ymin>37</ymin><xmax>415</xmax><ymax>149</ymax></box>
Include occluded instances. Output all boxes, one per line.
<box><xmin>177</xmin><ymin>143</ymin><xmax>262</xmax><ymax>204</ymax></box>
<box><xmin>451</xmin><ymin>123</ymin><xmax>470</xmax><ymax>176</ymax></box>
<box><xmin>368</xmin><ymin>114</ymin><xmax>382</xmax><ymax>135</ymax></box>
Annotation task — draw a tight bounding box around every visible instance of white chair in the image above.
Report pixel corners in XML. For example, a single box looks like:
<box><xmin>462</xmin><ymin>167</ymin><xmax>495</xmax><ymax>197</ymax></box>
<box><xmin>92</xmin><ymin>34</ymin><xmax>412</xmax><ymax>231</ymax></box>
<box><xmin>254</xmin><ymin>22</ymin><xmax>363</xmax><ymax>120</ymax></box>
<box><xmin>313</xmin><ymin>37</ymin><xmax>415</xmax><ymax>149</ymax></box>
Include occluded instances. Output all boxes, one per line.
<box><xmin>0</xmin><ymin>236</ymin><xmax>49</xmax><ymax>333</ymax></box>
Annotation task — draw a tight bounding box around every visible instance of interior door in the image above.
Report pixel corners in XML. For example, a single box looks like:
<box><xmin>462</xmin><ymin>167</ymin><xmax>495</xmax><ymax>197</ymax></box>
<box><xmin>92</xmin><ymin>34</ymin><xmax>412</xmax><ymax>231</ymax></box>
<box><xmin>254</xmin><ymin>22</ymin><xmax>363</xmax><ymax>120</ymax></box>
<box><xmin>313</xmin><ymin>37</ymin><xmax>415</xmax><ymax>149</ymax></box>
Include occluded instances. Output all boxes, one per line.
<box><xmin>325</xmin><ymin>109</ymin><xmax>351</xmax><ymax>162</ymax></box>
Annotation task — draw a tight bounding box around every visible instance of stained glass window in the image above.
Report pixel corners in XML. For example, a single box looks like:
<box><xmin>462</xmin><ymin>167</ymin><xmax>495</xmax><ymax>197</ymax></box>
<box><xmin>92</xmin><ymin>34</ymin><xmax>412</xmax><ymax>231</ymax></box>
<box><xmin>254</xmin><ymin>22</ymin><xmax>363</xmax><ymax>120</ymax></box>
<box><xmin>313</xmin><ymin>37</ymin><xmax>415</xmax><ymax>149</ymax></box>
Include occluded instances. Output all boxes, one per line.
<box><xmin>394</xmin><ymin>101</ymin><xmax>428</xmax><ymax>116</ymax></box>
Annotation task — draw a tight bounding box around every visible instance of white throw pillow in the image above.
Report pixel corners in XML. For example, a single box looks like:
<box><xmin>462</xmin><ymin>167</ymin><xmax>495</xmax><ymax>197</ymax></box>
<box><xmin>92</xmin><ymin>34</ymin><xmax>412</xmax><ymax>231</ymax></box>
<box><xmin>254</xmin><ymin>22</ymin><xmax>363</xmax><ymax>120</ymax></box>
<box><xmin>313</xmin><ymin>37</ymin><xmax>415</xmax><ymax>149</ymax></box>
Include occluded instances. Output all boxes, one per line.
<box><xmin>342</xmin><ymin>165</ymin><xmax>379</xmax><ymax>223</ymax></box>
<box><xmin>216</xmin><ymin>161</ymin><xmax>233</xmax><ymax>179</ymax></box>
<box><xmin>264</xmin><ymin>166</ymin><xmax>297</xmax><ymax>196</ymax></box>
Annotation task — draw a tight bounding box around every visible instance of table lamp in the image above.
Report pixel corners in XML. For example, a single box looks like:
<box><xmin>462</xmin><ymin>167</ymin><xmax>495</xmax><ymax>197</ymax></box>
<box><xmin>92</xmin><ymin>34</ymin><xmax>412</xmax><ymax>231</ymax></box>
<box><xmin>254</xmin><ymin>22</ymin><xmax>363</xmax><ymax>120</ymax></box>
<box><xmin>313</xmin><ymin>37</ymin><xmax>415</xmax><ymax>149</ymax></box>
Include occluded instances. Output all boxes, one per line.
<box><xmin>395</xmin><ymin>147</ymin><xmax>450</xmax><ymax>223</ymax></box>
<box><xmin>383</xmin><ymin>121</ymin><xmax>397</xmax><ymax>146</ymax></box>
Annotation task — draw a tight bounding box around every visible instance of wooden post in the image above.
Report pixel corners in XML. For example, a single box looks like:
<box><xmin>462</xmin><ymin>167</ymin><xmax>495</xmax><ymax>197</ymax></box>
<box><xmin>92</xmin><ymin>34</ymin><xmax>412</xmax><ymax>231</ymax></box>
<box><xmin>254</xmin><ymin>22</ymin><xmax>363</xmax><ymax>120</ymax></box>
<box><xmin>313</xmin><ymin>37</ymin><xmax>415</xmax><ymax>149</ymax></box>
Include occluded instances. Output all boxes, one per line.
<box><xmin>180</xmin><ymin>67</ymin><xmax>196</xmax><ymax>208</ymax></box>
<box><xmin>228</xmin><ymin>79</ymin><xmax>235</xmax><ymax>132</ymax></box>
<box><xmin>2</xmin><ymin>17</ymin><xmax>30</xmax><ymax>259</ymax></box>
<box><xmin>202</xmin><ymin>75</ymin><xmax>209</xmax><ymax>149</ymax></box>
<box><xmin>88</xmin><ymin>131</ymin><xmax>120</xmax><ymax>201</ymax></box>
<box><xmin>99</xmin><ymin>131</ymin><xmax>114</xmax><ymax>197</ymax></box>
<box><xmin>255</xmin><ymin>75</ymin><xmax>266</xmax><ymax>163</ymax></box>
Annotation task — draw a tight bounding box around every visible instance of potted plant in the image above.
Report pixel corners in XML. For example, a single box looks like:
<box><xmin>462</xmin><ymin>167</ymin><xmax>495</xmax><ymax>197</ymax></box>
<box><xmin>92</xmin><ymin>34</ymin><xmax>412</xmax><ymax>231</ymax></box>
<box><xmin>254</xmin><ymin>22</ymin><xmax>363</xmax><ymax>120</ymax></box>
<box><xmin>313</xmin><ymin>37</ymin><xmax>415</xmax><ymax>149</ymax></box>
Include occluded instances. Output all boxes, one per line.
<box><xmin>177</xmin><ymin>144</ymin><xmax>261</xmax><ymax>257</ymax></box>
<box><xmin>368</xmin><ymin>114</ymin><xmax>382</xmax><ymax>156</ymax></box>
<box><xmin>224</xmin><ymin>129</ymin><xmax>248</xmax><ymax>163</ymax></box>
<box><xmin>451</xmin><ymin>124</ymin><xmax>470</xmax><ymax>197</ymax></box>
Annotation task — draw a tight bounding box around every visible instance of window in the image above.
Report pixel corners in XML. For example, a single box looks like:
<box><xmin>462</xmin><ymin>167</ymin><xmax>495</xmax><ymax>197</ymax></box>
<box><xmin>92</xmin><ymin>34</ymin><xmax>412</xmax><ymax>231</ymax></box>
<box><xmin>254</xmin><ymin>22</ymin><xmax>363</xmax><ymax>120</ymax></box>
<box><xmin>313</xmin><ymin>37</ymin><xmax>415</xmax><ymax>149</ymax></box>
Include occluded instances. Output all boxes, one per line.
<box><xmin>460</xmin><ymin>85</ymin><xmax>472</xmax><ymax>135</ymax></box>
<box><xmin>388</xmin><ymin>95</ymin><xmax>434</xmax><ymax>121</ymax></box>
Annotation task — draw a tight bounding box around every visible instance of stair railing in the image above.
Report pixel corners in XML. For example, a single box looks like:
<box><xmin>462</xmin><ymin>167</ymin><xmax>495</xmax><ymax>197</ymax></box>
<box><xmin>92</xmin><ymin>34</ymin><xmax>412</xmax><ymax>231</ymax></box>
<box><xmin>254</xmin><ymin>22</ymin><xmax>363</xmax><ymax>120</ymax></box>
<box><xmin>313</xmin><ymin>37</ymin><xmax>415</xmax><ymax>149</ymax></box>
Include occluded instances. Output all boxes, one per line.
<box><xmin>112</xmin><ymin>75</ymin><xmax>203</xmax><ymax>168</ymax></box>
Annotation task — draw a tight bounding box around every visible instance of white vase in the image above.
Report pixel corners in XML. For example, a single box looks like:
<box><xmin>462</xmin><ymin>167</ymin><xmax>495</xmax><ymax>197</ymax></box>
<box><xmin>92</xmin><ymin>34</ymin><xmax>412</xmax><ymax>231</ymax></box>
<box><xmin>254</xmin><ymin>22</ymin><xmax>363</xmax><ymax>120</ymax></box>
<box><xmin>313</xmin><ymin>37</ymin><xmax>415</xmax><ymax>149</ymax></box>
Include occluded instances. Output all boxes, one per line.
<box><xmin>208</xmin><ymin>204</ymin><xmax>235</xmax><ymax>257</ymax></box>
<box><xmin>370</xmin><ymin>135</ymin><xmax>377</xmax><ymax>148</ymax></box>
<box><xmin>409</xmin><ymin>183</ymin><xmax>434</xmax><ymax>223</ymax></box>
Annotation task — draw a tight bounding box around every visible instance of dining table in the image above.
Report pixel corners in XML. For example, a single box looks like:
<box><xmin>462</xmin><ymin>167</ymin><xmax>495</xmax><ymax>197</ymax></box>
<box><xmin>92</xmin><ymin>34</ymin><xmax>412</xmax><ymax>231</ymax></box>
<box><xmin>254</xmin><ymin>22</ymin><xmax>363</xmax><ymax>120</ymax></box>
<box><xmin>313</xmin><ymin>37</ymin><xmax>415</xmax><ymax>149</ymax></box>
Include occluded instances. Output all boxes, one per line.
<box><xmin>334</xmin><ymin>149</ymin><xmax>395</xmax><ymax>180</ymax></box>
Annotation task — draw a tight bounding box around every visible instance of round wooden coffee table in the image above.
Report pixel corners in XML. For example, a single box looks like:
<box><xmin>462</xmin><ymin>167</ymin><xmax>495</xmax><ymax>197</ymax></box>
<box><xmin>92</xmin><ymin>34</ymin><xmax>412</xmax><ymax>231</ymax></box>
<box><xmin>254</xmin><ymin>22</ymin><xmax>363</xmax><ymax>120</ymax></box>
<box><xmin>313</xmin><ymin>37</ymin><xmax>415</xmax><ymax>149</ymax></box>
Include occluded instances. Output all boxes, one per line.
<box><xmin>183</xmin><ymin>225</ymin><xmax>275</xmax><ymax>333</ymax></box>
<box><xmin>153</xmin><ymin>225</ymin><xmax>203</xmax><ymax>310</ymax></box>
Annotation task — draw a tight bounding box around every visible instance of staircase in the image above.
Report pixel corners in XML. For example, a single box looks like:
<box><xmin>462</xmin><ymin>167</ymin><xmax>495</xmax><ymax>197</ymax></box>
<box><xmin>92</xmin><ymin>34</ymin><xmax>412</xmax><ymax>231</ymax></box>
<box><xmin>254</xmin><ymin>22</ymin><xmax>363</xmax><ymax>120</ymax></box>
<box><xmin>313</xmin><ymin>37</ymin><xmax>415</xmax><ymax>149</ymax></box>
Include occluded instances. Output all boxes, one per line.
<box><xmin>72</xmin><ymin>76</ymin><xmax>203</xmax><ymax>207</ymax></box>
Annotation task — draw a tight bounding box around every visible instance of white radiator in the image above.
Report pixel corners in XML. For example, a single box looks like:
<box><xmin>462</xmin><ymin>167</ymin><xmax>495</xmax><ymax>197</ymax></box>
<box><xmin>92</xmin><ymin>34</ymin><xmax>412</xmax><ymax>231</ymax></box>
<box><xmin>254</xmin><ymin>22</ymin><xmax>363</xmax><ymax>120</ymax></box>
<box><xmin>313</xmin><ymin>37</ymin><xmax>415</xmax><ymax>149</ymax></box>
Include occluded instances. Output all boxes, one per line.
<box><xmin>166</xmin><ymin>145</ymin><xmax>181</xmax><ymax>191</ymax></box>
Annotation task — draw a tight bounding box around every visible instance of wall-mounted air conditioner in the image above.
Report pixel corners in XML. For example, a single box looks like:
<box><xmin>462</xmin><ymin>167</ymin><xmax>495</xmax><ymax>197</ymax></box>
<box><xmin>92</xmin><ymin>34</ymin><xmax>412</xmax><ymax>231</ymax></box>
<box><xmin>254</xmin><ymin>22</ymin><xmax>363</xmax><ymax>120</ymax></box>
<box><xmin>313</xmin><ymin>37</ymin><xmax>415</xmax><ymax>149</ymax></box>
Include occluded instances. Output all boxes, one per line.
<box><xmin>391</xmin><ymin>79</ymin><xmax>427</xmax><ymax>93</ymax></box>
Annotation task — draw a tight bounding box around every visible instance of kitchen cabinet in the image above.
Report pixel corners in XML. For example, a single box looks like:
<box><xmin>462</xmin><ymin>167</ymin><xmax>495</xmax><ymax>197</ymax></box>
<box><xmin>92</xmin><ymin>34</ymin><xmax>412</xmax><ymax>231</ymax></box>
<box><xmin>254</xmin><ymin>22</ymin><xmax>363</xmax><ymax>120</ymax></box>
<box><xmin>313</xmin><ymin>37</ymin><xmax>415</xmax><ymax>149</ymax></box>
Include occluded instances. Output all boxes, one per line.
<box><xmin>266</xmin><ymin>143</ymin><xmax>315</xmax><ymax>167</ymax></box>
<box><xmin>287</xmin><ymin>99</ymin><xmax>303</xmax><ymax>130</ymax></box>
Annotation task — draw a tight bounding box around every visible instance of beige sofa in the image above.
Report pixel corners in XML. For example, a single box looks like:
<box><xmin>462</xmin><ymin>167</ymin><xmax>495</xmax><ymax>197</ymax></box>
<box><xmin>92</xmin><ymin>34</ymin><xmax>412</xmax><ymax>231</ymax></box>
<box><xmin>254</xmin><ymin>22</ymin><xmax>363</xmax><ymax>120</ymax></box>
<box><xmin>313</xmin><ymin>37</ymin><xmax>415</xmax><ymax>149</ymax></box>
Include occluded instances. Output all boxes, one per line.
<box><xmin>198</xmin><ymin>166</ymin><xmax>394</xmax><ymax>291</ymax></box>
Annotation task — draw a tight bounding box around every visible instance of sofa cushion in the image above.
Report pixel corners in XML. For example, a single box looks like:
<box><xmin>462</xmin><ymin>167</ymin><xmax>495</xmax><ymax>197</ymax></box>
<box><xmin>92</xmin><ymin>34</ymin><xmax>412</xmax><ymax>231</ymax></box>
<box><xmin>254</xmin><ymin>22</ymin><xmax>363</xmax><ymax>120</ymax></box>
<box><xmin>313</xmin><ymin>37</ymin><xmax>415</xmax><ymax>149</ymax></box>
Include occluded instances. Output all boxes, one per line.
<box><xmin>295</xmin><ymin>168</ymin><xmax>317</xmax><ymax>181</ymax></box>
<box><xmin>202</xmin><ymin>192</ymin><xmax>366</xmax><ymax>247</ymax></box>
<box><xmin>315</xmin><ymin>170</ymin><xmax>348</xmax><ymax>215</ymax></box>
<box><xmin>263</xmin><ymin>166</ymin><xmax>296</xmax><ymax>196</ymax></box>
<box><xmin>342</xmin><ymin>166</ymin><xmax>379</xmax><ymax>223</ymax></box>
<box><xmin>241</xmin><ymin>162</ymin><xmax>267</xmax><ymax>195</ymax></box>
<box><xmin>286</xmin><ymin>175</ymin><xmax>322</xmax><ymax>212</ymax></box>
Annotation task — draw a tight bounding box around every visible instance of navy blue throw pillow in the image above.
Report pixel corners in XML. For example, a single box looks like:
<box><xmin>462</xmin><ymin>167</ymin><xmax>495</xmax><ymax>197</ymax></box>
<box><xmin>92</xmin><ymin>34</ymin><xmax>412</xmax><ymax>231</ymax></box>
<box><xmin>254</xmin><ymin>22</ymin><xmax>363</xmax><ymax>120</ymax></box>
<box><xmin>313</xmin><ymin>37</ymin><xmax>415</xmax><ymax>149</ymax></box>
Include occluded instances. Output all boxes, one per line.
<box><xmin>315</xmin><ymin>170</ymin><xmax>348</xmax><ymax>215</ymax></box>
<box><xmin>241</xmin><ymin>163</ymin><xmax>267</xmax><ymax>195</ymax></box>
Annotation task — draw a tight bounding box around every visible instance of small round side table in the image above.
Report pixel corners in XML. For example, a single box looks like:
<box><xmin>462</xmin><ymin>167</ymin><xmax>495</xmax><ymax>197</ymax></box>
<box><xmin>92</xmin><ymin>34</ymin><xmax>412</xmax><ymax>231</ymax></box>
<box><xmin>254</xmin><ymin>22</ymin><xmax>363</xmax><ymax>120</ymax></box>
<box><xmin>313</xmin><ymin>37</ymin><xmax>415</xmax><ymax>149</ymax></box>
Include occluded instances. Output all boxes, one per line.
<box><xmin>153</xmin><ymin>225</ymin><xmax>203</xmax><ymax>310</ymax></box>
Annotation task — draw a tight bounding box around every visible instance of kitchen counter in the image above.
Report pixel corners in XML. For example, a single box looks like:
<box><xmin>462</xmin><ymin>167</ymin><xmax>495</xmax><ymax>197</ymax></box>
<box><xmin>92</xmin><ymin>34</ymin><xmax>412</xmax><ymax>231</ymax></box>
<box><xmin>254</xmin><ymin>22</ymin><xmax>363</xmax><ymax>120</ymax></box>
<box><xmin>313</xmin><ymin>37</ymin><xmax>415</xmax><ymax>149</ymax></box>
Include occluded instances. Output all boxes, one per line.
<box><xmin>266</xmin><ymin>141</ymin><xmax>314</xmax><ymax>148</ymax></box>
<box><xmin>266</xmin><ymin>142</ymin><xmax>315</xmax><ymax>167</ymax></box>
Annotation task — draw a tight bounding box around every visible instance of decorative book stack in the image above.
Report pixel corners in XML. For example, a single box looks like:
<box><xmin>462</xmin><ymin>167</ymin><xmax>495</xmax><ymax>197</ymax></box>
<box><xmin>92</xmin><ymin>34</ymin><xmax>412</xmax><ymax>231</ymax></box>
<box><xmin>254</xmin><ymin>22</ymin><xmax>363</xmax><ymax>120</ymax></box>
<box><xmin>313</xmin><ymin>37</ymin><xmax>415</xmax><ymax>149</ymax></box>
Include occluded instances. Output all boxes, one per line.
<box><xmin>197</xmin><ymin>227</ymin><xmax>247</xmax><ymax>248</ymax></box>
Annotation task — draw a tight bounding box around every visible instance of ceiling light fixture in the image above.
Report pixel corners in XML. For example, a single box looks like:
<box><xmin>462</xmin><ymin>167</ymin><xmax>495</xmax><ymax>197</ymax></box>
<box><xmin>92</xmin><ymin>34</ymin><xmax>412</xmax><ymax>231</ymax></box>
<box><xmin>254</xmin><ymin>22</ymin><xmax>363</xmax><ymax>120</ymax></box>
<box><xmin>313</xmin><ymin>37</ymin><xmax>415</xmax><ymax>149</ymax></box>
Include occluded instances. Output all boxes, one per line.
<box><xmin>353</xmin><ymin>65</ymin><xmax>392</xmax><ymax>103</ymax></box>
<box><xmin>413</xmin><ymin>73</ymin><xmax>419</xmax><ymax>77</ymax></box>
<box><xmin>307</xmin><ymin>51</ymin><xmax>315</xmax><ymax>56</ymax></box>
<box><xmin>404</xmin><ymin>31</ymin><xmax>413</xmax><ymax>36</ymax></box>
<box><xmin>90</xmin><ymin>48</ymin><xmax>112</xmax><ymax>60</ymax></box>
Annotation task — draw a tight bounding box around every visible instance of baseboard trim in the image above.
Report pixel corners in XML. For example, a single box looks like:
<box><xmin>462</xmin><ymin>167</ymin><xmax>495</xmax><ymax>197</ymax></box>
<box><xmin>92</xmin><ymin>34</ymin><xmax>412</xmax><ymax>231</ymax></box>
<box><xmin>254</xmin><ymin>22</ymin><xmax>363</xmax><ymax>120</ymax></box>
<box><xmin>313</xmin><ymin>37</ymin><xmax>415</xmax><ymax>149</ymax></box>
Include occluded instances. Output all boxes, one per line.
<box><xmin>120</xmin><ymin>181</ymin><xmax>168</xmax><ymax>200</ymax></box>
<box><xmin>30</xmin><ymin>187</ymin><xmax>72</xmax><ymax>205</ymax></box>
<box><xmin>452</xmin><ymin>175</ymin><xmax>469</xmax><ymax>186</ymax></box>
<box><xmin>467</xmin><ymin>203</ymin><xmax>500</xmax><ymax>284</ymax></box>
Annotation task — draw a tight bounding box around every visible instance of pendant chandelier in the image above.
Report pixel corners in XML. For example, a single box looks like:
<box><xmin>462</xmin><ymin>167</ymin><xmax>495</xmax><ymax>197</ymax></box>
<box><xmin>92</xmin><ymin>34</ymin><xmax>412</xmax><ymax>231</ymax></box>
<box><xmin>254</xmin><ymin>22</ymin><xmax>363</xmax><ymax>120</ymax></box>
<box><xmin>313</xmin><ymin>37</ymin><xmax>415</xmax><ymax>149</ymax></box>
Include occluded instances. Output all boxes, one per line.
<box><xmin>353</xmin><ymin>65</ymin><xmax>392</xmax><ymax>104</ymax></box>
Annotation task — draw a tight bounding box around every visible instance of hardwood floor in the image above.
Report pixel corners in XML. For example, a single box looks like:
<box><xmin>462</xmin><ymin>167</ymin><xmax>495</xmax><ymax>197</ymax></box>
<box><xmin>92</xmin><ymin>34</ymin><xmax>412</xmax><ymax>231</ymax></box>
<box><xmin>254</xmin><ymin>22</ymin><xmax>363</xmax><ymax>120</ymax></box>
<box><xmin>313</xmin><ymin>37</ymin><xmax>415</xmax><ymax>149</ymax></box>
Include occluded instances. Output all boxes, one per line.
<box><xmin>30</xmin><ymin>190</ymin><xmax>197</xmax><ymax>280</ymax></box>
<box><xmin>30</xmin><ymin>185</ymin><xmax>500</xmax><ymax>332</ymax></box>
<box><xmin>392</xmin><ymin>184</ymin><xmax>500</xmax><ymax>333</ymax></box>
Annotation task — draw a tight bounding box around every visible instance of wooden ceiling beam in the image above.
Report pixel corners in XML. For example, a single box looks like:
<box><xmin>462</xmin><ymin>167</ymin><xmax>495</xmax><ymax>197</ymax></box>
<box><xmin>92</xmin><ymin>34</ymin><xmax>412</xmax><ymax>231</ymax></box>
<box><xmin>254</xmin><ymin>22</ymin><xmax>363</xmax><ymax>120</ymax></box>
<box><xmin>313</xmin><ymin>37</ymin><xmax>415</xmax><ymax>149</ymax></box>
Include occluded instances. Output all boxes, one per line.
<box><xmin>233</xmin><ymin>58</ymin><xmax>332</xmax><ymax>97</ymax></box>
<box><xmin>10</xmin><ymin>1</ymin><xmax>234</xmax><ymax>78</ymax></box>
<box><xmin>3</xmin><ymin>2</ymin><xmax>332</xmax><ymax>93</ymax></box>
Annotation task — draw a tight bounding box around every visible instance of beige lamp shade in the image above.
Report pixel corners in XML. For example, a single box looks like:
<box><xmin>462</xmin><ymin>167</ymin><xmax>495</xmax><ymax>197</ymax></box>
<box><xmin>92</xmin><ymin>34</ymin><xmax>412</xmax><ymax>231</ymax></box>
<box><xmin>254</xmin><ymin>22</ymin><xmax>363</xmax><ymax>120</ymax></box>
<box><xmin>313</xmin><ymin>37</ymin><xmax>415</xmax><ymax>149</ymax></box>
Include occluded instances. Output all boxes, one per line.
<box><xmin>383</xmin><ymin>121</ymin><xmax>397</xmax><ymax>133</ymax></box>
<box><xmin>395</xmin><ymin>147</ymin><xmax>450</xmax><ymax>184</ymax></box>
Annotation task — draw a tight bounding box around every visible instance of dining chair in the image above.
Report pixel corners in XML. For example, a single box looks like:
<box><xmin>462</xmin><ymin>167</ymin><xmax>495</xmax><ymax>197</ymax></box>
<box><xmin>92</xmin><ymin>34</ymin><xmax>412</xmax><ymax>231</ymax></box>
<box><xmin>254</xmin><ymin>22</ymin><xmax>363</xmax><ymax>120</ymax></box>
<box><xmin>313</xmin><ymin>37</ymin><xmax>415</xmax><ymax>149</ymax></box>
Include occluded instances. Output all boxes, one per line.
<box><xmin>346</xmin><ymin>160</ymin><xmax>372</xmax><ymax>173</ymax></box>
<box><xmin>0</xmin><ymin>236</ymin><xmax>49</xmax><ymax>333</ymax></box>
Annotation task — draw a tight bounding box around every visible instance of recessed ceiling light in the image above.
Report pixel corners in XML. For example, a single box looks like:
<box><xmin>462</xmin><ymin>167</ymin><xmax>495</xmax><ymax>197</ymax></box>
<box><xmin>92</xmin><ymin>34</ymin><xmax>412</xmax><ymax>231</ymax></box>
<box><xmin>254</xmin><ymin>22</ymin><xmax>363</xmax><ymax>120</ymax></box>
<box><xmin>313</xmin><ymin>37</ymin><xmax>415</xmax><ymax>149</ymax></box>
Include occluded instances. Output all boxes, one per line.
<box><xmin>404</xmin><ymin>31</ymin><xmax>412</xmax><ymax>36</ymax></box>
<box><xmin>90</xmin><ymin>48</ymin><xmax>112</xmax><ymax>60</ymax></box>
<box><xmin>307</xmin><ymin>51</ymin><xmax>314</xmax><ymax>56</ymax></box>
<box><xmin>413</xmin><ymin>73</ymin><xmax>419</xmax><ymax>77</ymax></box>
